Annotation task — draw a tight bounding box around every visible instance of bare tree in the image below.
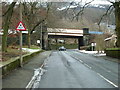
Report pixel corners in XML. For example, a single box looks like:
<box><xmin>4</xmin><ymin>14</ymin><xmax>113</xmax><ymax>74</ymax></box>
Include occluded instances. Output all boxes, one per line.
<box><xmin>2</xmin><ymin>2</ymin><xmax>16</xmax><ymax>52</ymax></box>
<box><xmin>113</xmin><ymin>1</ymin><xmax>120</xmax><ymax>47</ymax></box>
<box><xmin>60</xmin><ymin>0</ymin><xmax>120</xmax><ymax>48</ymax></box>
<box><xmin>98</xmin><ymin>0</ymin><xmax>120</xmax><ymax>47</ymax></box>
<box><xmin>22</xmin><ymin>2</ymin><xmax>52</xmax><ymax>48</ymax></box>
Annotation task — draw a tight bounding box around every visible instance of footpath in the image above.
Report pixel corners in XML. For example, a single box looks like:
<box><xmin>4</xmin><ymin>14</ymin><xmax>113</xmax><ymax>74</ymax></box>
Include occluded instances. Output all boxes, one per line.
<box><xmin>2</xmin><ymin>51</ymin><xmax>51</xmax><ymax>88</ymax></box>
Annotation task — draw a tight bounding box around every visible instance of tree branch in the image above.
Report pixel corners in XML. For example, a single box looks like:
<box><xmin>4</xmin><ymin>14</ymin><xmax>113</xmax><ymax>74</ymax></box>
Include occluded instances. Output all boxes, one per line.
<box><xmin>107</xmin><ymin>0</ymin><xmax>114</xmax><ymax>4</ymax></box>
<box><xmin>30</xmin><ymin>2</ymin><xmax>52</xmax><ymax>34</ymax></box>
<box><xmin>98</xmin><ymin>5</ymin><xmax>113</xmax><ymax>25</ymax></box>
<box><xmin>71</xmin><ymin>0</ymin><xmax>95</xmax><ymax>21</ymax></box>
<box><xmin>3</xmin><ymin>2</ymin><xmax>16</xmax><ymax>17</ymax></box>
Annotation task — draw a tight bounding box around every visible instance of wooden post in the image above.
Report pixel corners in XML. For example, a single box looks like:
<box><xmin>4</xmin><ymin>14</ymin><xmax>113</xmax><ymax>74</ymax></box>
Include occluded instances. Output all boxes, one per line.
<box><xmin>20</xmin><ymin>2</ymin><xmax>23</xmax><ymax>67</ymax></box>
<box><xmin>41</xmin><ymin>23</ymin><xmax>42</xmax><ymax>49</ymax></box>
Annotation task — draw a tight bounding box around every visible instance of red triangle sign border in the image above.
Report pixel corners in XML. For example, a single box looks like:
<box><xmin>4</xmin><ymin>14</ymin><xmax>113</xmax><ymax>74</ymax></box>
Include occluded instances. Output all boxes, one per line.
<box><xmin>16</xmin><ymin>21</ymin><xmax>26</xmax><ymax>31</ymax></box>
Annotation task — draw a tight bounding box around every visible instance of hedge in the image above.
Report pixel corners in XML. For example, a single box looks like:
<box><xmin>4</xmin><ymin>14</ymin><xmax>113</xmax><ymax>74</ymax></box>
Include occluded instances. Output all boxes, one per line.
<box><xmin>105</xmin><ymin>48</ymin><xmax>120</xmax><ymax>59</ymax></box>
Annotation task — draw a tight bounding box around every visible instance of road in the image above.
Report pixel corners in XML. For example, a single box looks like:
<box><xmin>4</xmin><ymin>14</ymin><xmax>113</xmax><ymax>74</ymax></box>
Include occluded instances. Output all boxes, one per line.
<box><xmin>36</xmin><ymin>50</ymin><xmax>118</xmax><ymax>88</ymax></box>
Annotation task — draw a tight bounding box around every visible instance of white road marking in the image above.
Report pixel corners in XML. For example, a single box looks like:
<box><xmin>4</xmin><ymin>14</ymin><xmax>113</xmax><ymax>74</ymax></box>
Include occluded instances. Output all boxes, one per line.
<box><xmin>67</xmin><ymin>52</ymin><xmax>84</xmax><ymax>63</ymax></box>
<box><xmin>65</xmin><ymin>51</ymin><xmax>118</xmax><ymax>88</ymax></box>
<box><xmin>97</xmin><ymin>73</ymin><xmax>118</xmax><ymax>88</ymax></box>
<box><xmin>70</xmin><ymin>55</ymin><xmax>92</xmax><ymax>69</ymax></box>
<box><xmin>107</xmin><ymin>70</ymin><xmax>111</xmax><ymax>73</ymax></box>
<box><xmin>65</xmin><ymin>52</ymin><xmax>92</xmax><ymax>69</ymax></box>
<box><xmin>79</xmin><ymin>60</ymin><xmax>83</xmax><ymax>63</ymax></box>
<box><xmin>84</xmin><ymin>63</ymin><xmax>92</xmax><ymax>69</ymax></box>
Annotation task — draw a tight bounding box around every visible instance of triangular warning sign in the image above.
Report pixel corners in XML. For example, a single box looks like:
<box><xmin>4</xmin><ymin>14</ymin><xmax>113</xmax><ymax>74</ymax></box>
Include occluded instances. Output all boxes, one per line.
<box><xmin>16</xmin><ymin>21</ymin><xmax>26</xmax><ymax>31</ymax></box>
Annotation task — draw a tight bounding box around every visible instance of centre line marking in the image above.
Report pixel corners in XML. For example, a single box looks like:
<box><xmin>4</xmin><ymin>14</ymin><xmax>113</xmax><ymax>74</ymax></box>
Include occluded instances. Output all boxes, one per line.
<box><xmin>107</xmin><ymin>70</ymin><xmax>111</xmax><ymax>72</ymax></box>
<box><xmin>84</xmin><ymin>63</ymin><xmax>92</xmax><ymax>69</ymax></box>
<box><xmin>79</xmin><ymin>60</ymin><xmax>83</xmax><ymax>63</ymax></box>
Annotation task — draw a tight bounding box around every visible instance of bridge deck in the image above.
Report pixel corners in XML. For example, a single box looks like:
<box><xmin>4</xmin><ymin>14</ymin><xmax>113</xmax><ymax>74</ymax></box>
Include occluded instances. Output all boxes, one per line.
<box><xmin>47</xmin><ymin>28</ymin><xmax>83</xmax><ymax>37</ymax></box>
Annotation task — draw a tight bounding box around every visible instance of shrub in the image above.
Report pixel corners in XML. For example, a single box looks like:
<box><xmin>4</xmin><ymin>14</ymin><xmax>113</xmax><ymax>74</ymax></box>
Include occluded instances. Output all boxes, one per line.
<box><xmin>105</xmin><ymin>48</ymin><xmax>120</xmax><ymax>59</ymax></box>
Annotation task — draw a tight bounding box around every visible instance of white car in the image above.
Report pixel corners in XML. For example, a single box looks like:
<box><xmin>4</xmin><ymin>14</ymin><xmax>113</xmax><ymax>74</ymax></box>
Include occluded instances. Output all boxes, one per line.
<box><xmin>59</xmin><ymin>46</ymin><xmax>66</xmax><ymax>51</ymax></box>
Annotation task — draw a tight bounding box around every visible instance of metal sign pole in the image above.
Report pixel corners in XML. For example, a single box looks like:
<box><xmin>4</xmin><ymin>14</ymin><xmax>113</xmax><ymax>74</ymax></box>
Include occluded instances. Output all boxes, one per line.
<box><xmin>20</xmin><ymin>2</ymin><xmax>23</xmax><ymax>67</ymax></box>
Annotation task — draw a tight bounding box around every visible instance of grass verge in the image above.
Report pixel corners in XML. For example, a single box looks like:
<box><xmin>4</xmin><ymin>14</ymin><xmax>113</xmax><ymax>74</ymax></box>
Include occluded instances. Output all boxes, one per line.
<box><xmin>106</xmin><ymin>48</ymin><xmax>120</xmax><ymax>50</ymax></box>
<box><xmin>1</xmin><ymin>45</ymin><xmax>40</xmax><ymax>61</ymax></box>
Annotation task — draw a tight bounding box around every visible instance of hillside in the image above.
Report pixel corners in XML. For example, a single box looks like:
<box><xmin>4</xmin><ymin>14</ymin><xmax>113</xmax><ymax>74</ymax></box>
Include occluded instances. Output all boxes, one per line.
<box><xmin>47</xmin><ymin>2</ymin><xmax>115</xmax><ymax>33</ymax></box>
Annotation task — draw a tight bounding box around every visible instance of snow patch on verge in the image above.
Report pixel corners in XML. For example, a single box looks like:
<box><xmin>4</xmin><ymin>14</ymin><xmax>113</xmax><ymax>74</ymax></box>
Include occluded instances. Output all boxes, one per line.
<box><xmin>79</xmin><ymin>50</ymin><xmax>106</xmax><ymax>56</ymax></box>
<box><xmin>80</xmin><ymin>50</ymin><xmax>98</xmax><ymax>54</ymax></box>
<box><xmin>22</xmin><ymin>48</ymin><xmax>40</xmax><ymax>53</ymax></box>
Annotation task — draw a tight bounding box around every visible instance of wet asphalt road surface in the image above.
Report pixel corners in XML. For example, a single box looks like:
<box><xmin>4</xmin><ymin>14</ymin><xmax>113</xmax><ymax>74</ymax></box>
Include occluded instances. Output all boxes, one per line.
<box><xmin>38</xmin><ymin>50</ymin><xmax>118</xmax><ymax>88</ymax></box>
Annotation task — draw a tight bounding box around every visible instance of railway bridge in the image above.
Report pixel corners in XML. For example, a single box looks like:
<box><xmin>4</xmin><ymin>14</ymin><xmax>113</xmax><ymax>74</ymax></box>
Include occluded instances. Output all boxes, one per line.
<box><xmin>42</xmin><ymin>28</ymin><xmax>89</xmax><ymax>50</ymax></box>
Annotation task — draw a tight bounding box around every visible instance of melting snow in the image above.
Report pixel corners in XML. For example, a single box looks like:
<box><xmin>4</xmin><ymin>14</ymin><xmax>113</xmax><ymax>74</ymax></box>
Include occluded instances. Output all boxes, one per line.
<box><xmin>22</xmin><ymin>48</ymin><xmax>41</xmax><ymax>53</ymax></box>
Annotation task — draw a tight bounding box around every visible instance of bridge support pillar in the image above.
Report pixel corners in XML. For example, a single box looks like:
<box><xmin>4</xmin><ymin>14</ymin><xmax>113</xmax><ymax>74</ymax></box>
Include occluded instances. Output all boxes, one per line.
<box><xmin>43</xmin><ymin>32</ymin><xmax>48</xmax><ymax>50</ymax></box>
<box><xmin>78</xmin><ymin>37</ymin><xmax>84</xmax><ymax>50</ymax></box>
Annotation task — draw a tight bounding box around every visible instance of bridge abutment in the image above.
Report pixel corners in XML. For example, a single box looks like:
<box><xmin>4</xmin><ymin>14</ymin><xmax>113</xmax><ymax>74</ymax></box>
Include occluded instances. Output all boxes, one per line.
<box><xmin>78</xmin><ymin>37</ymin><xmax>84</xmax><ymax>50</ymax></box>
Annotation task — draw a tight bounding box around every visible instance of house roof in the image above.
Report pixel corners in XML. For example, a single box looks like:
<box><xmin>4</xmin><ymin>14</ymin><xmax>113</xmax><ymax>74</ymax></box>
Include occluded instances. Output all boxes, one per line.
<box><xmin>104</xmin><ymin>34</ymin><xmax>117</xmax><ymax>41</ymax></box>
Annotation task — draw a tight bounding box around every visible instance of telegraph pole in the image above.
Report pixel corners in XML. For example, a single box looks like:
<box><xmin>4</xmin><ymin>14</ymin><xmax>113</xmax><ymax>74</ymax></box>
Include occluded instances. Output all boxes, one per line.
<box><xmin>41</xmin><ymin>23</ymin><xmax>42</xmax><ymax>49</ymax></box>
<box><xmin>20</xmin><ymin>2</ymin><xmax>23</xmax><ymax>67</ymax></box>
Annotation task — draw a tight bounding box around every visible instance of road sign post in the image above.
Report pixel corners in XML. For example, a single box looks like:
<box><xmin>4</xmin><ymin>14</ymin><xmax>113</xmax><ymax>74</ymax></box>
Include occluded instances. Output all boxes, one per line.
<box><xmin>16</xmin><ymin>20</ymin><xmax>26</xmax><ymax>67</ymax></box>
<box><xmin>16</xmin><ymin>2</ymin><xmax>26</xmax><ymax>67</ymax></box>
<box><xmin>20</xmin><ymin>31</ymin><xmax>23</xmax><ymax>67</ymax></box>
<box><xmin>20</xmin><ymin>2</ymin><xmax>23</xmax><ymax>67</ymax></box>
